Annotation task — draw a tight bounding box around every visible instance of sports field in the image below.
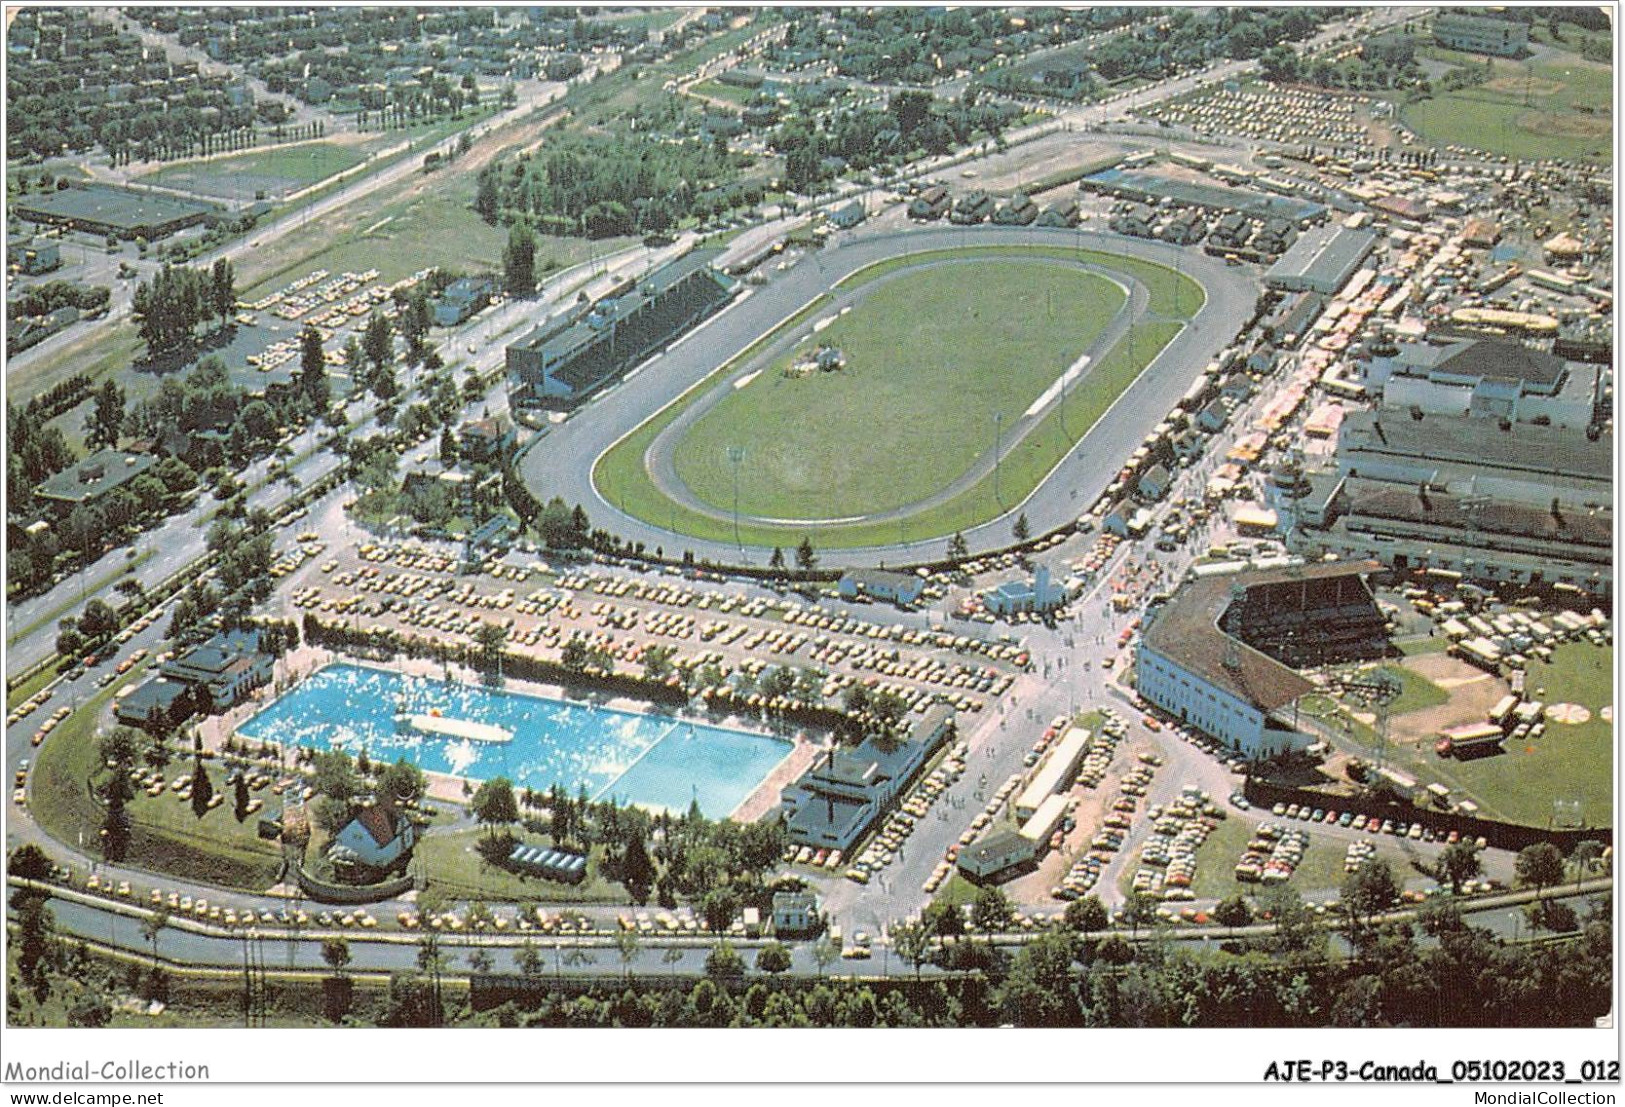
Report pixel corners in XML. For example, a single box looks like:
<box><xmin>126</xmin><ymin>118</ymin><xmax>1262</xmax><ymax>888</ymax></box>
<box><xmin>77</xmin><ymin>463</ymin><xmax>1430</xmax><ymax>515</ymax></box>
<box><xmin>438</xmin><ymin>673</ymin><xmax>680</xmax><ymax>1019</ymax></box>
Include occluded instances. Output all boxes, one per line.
<box><xmin>671</xmin><ymin>260</ymin><xmax>1126</xmax><ymax>520</ymax></box>
<box><xmin>1403</xmin><ymin>49</ymin><xmax>1611</xmax><ymax>163</ymax></box>
<box><xmin>594</xmin><ymin>245</ymin><xmax>1200</xmax><ymax>549</ymax></box>
<box><xmin>135</xmin><ymin>141</ymin><xmax>375</xmax><ymax>201</ymax></box>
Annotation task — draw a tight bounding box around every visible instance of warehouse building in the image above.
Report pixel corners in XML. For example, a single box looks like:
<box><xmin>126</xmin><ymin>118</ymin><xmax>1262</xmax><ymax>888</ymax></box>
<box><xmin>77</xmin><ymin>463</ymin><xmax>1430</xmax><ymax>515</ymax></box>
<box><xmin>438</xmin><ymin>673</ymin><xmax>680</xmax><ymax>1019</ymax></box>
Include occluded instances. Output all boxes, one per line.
<box><xmin>14</xmin><ymin>184</ymin><xmax>218</xmax><ymax>240</ymax></box>
<box><xmin>506</xmin><ymin>250</ymin><xmax>735</xmax><ymax>409</ymax></box>
<box><xmin>1294</xmin><ymin>411</ymin><xmax>1612</xmax><ymax>596</ymax></box>
<box><xmin>1357</xmin><ymin>337</ymin><xmax>1598</xmax><ymax>429</ymax></box>
<box><xmin>1265</xmin><ymin>224</ymin><xmax>1377</xmax><ymax>295</ymax></box>
<box><xmin>1433</xmin><ymin>11</ymin><xmax>1528</xmax><ymax>57</ymax></box>
<box><xmin>1137</xmin><ymin>561</ymin><xmax>1385</xmax><ymax>757</ymax></box>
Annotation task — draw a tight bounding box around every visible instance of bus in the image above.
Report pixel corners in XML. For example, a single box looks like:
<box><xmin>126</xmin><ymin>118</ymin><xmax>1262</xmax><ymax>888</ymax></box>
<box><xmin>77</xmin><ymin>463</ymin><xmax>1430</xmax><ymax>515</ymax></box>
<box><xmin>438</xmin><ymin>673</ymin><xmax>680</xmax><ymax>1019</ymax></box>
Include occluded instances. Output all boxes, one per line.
<box><xmin>1488</xmin><ymin>694</ymin><xmax>1519</xmax><ymax>728</ymax></box>
<box><xmin>1435</xmin><ymin>723</ymin><xmax>1504</xmax><ymax>758</ymax></box>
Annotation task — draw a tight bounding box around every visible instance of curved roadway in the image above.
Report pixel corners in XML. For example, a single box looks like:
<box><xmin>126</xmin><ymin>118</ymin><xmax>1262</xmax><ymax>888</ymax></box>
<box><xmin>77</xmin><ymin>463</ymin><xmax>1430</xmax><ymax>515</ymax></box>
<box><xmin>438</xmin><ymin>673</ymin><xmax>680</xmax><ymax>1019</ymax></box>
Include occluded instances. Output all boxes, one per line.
<box><xmin>519</xmin><ymin>224</ymin><xmax>1255</xmax><ymax>568</ymax></box>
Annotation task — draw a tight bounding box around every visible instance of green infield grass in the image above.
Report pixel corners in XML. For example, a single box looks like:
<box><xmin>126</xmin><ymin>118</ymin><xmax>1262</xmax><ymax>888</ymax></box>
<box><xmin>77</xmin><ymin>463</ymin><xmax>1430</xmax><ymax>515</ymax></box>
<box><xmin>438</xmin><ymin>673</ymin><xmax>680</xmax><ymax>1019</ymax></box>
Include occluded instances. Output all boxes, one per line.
<box><xmin>672</xmin><ymin>260</ymin><xmax>1126</xmax><ymax>519</ymax></box>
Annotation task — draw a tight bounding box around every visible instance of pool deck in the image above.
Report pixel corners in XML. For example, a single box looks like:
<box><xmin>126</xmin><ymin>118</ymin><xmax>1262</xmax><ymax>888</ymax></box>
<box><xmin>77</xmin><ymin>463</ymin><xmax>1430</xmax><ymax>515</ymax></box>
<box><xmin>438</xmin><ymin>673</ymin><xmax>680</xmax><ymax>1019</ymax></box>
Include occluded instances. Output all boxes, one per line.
<box><xmin>211</xmin><ymin>642</ymin><xmax>808</xmax><ymax>816</ymax></box>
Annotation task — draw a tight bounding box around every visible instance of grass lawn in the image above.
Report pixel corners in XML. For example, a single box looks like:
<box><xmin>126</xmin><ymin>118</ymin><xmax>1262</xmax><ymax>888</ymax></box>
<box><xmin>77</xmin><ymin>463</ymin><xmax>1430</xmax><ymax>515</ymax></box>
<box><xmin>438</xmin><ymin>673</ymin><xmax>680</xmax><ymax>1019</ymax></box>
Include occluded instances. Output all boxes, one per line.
<box><xmin>1397</xmin><ymin>635</ymin><xmax>1449</xmax><ymax>657</ymax></box>
<box><xmin>1377</xmin><ymin>664</ymin><xmax>1449</xmax><ymax>717</ymax></box>
<box><xmin>7</xmin><ymin>665</ymin><xmax>59</xmax><ymax>712</ymax></box>
<box><xmin>595</xmin><ymin>247</ymin><xmax>1194</xmax><ymax>549</ymax></box>
<box><xmin>932</xmin><ymin>871</ymin><xmax>982</xmax><ymax>911</ymax></box>
<box><xmin>688</xmin><ymin>78</ymin><xmax>759</xmax><ymax>108</ymax></box>
<box><xmin>1401</xmin><ymin>49</ymin><xmax>1611</xmax><ymax>163</ymax></box>
<box><xmin>416</xmin><ymin>829</ymin><xmax>626</xmax><ymax>905</ymax></box>
<box><xmin>1182</xmin><ymin>815</ymin><xmax>1417</xmax><ymax>902</ymax></box>
<box><xmin>1376</xmin><ymin>642</ymin><xmax>1614</xmax><ymax>829</ymax></box>
<box><xmin>672</xmin><ymin>260</ymin><xmax>1125</xmax><ymax>519</ymax></box>
<box><xmin>134</xmin><ymin>141</ymin><xmax>378</xmax><ymax>201</ymax></box>
<box><xmin>30</xmin><ymin>682</ymin><xmax>285</xmax><ymax>891</ymax></box>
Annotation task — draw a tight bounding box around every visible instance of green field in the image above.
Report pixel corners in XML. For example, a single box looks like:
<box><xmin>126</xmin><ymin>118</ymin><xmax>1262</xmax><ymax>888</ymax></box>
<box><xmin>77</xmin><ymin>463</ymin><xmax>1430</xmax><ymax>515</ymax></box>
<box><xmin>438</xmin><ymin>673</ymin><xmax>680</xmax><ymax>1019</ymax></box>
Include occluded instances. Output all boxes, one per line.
<box><xmin>30</xmin><ymin>682</ymin><xmax>286</xmax><ymax>891</ymax></box>
<box><xmin>688</xmin><ymin>78</ymin><xmax>759</xmax><ymax>108</ymax></box>
<box><xmin>135</xmin><ymin>141</ymin><xmax>377</xmax><ymax>201</ymax></box>
<box><xmin>1180</xmin><ymin>815</ymin><xmax>1422</xmax><ymax>903</ymax></box>
<box><xmin>594</xmin><ymin>246</ymin><xmax>1199</xmax><ymax>549</ymax></box>
<box><xmin>1381</xmin><ymin>642</ymin><xmax>1614</xmax><ymax>829</ymax></box>
<box><xmin>672</xmin><ymin>261</ymin><xmax>1125</xmax><ymax>520</ymax></box>
<box><xmin>1402</xmin><ymin>50</ymin><xmax>1611</xmax><ymax>162</ymax></box>
<box><xmin>417</xmin><ymin>830</ymin><xmax>623</xmax><ymax>905</ymax></box>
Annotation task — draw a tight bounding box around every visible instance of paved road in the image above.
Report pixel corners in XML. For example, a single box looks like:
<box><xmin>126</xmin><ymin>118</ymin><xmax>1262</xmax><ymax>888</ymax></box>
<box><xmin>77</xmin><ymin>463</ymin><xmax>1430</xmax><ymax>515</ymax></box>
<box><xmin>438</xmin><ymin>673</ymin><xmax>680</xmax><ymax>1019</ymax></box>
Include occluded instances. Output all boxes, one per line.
<box><xmin>517</xmin><ymin>224</ymin><xmax>1255</xmax><ymax>568</ymax></box>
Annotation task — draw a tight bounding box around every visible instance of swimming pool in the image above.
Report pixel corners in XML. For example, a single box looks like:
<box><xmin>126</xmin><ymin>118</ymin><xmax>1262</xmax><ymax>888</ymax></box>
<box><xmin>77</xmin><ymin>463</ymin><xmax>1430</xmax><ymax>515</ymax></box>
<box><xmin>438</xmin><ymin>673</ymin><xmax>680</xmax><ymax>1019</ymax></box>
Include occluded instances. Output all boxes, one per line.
<box><xmin>235</xmin><ymin>663</ymin><xmax>791</xmax><ymax>818</ymax></box>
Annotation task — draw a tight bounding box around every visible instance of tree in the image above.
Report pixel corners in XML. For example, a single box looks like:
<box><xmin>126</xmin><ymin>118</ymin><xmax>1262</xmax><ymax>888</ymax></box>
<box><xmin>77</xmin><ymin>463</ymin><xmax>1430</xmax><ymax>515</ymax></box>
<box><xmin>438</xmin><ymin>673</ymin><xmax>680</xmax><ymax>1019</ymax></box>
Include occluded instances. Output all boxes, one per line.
<box><xmin>611</xmin><ymin>929</ymin><xmax>640</xmax><ymax>981</ymax></box>
<box><xmin>756</xmin><ymin>940</ymin><xmax>793</xmax><ymax>976</ymax></box>
<box><xmin>85</xmin><ymin>380</ymin><xmax>125</xmax><ymax>451</ymax></box>
<box><xmin>473</xmin><ymin>620</ymin><xmax>508</xmax><ymax>682</ymax></box>
<box><xmin>970</xmin><ymin>885</ymin><xmax>1014</xmax><ymax>933</ymax></box>
<box><xmin>438</xmin><ymin>426</ymin><xmax>460</xmax><ymax>467</ymax></box>
<box><xmin>312</xmin><ymin>749</ymin><xmax>360</xmax><ymax>804</ymax></box>
<box><xmin>379</xmin><ymin>758</ymin><xmax>426</xmax><ymax>806</ymax></box>
<box><xmin>503</xmin><ymin>224</ymin><xmax>537</xmax><ymax>297</ymax></box>
<box><xmin>209</xmin><ymin>257</ymin><xmax>236</xmax><ymax>328</ymax></box>
<box><xmin>321</xmin><ymin>937</ymin><xmax>352</xmax><ymax>976</ymax></box>
<box><xmin>79</xmin><ymin>598</ymin><xmax>118</xmax><ymax>640</ymax></box>
<box><xmin>8</xmin><ymin>844</ymin><xmax>52</xmax><ymax>882</ymax></box>
<box><xmin>1213</xmin><ymin>894</ymin><xmax>1252</xmax><ymax>929</ymax></box>
<box><xmin>1121</xmin><ymin>889</ymin><xmax>1160</xmax><ymax>940</ymax></box>
<box><xmin>141</xmin><ymin>906</ymin><xmax>169</xmax><ymax>971</ymax></box>
<box><xmin>889</xmin><ymin>921</ymin><xmax>931</xmax><ymax>978</ymax></box>
<box><xmin>621</xmin><ymin>831</ymin><xmax>656</xmax><ymax>905</ymax></box>
<box><xmin>1000</xmin><ymin>931</ymin><xmax>1080</xmax><ymax>1026</ymax></box>
<box><xmin>189</xmin><ymin>756</ymin><xmax>213</xmax><ymax>819</ymax></box>
<box><xmin>812</xmin><ymin>937</ymin><xmax>840</xmax><ymax>978</ymax></box>
<box><xmin>701</xmin><ymin>887</ymin><xmax>738</xmax><ymax>935</ymax></box>
<box><xmin>1570</xmin><ymin>839</ymin><xmax>1605</xmax><ymax>892</ymax></box>
<box><xmin>515</xmin><ymin>940</ymin><xmax>544</xmax><ymax>978</ymax></box>
<box><xmin>1341</xmin><ymin>857</ymin><xmax>1399</xmax><ymax>928</ymax></box>
<box><xmin>298</xmin><ymin>324</ymin><xmax>330</xmax><ymax>410</ymax></box>
<box><xmin>1515</xmin><ymin>843</ymin><xmax>1564</xmax><ymax>897</ymax></box>
<box><xmin>232</xmin><ymin>772</ymin><xmax>251</xmax><ymax>822</ymax></box>
<box><xmin>1063</xmin><ymin>895</ymin><xmax>1108</xmax><ymax>934</ymax></box>
<box><xmin>704</xmin><ymin>942</ymin><xmax>745</xmax><ymax>980</ymax></box>
<box><xmin>795</xmin><ymin>536</ymin><xmax>817</xmax><ymax>572</ymax></box>
<box><xmin>471</xmin><ymin>776</ymin><xmax>520</xmax><ymax>836</ymax></box>
<box><xmin>1525</xmin><ymin>898</ymin><xmax>1578</xmax><ymax>934</ymax></box>
<box><xmin>768</xmin><ymin>546</ymin><xmax>785</xmax><ymax>573</ymax></box>
<box><xmin>1012</xmin><ymin>512</ymin><xmax>1030</xmax><ymax>543</ymax></box>
<box><xmin>1436</xmin><ymin>840</ymin><xmax>1482</xmax><ymax>895</ymax></box>
<box><xmin>947</xmin><ymin>531</ymin><xmax>969</xmax><ymax>560</ymax></box>
<box><xmin>362</xmin><ymin>309</ymin><xmax>395</xmax><ymax>389</ymax></box>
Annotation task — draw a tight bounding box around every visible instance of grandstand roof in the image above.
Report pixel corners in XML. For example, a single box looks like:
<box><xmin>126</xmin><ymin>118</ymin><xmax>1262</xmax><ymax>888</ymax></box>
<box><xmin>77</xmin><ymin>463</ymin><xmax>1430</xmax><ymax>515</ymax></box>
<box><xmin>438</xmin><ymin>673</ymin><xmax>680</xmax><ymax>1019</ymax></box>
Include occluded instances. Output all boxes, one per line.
<box><xmin>1142</xmin><ymin>561</ymin><xmax>1379</xmax><ymax>713</ymax></box>
<box><xmin>1339</xmin><ymin>410</ymin><xmax>1611</xmax><ymax>486</ymax></box>
<box><xmin>1341</xmin><ymin>476</ymin><xmax>1612</xmax><ymax>551</ymax></box>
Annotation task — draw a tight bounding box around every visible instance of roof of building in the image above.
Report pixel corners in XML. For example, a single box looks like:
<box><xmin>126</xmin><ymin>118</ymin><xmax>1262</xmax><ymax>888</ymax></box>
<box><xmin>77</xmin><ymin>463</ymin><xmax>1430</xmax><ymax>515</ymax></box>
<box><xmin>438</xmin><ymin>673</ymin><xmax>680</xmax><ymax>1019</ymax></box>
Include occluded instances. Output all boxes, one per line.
<box><xmin>1339</xmin><ymin>410</ymin><xmax>1610</xmax><ymax>485</ymax></box>
<box><xmin>841</xmin><ymin>568</ymin><xmax>919</xmax><ymax>591</ymax></box>
<box><xmin>352</xmin><ymin>804</ymin><xmax>405</xmax><ymax>848</ymax></box>
<box><xmin>961</xmin><ymin>829</ymin><xmax>1031</xmax><ymax>868</ymax></box>
<box><xmin>115</xmin><ymin>678</ymin><xmax>191</xmax><ymax>719</ymax></box>
<box><xmin>1141</xmin><ymin>560</ymin><xmax>1380</xmax><ymax>713</ymax></box>
<box><xmin>1428</xmin><ymin>338</ymin><xmax>1566</xmax><ymax>387</ymax></box>
<box><xmin>440</xmin><ymin>275</ymin><xmax>494</xmax><ymax>304</ymax></box>
<box><xmin>1341</xmin><ymin>476</ymin><xmax>1611</xmax><ymax>550</ymax></box>
<box><xmin>35</xmin><ymin>449</ymin><xmax>155</xmax><ymax>505</ymax></box>
<box><xmin>1266</xmin><ymin>224</ymin><xmax>1377</xmax><ymax>289</ymax></box>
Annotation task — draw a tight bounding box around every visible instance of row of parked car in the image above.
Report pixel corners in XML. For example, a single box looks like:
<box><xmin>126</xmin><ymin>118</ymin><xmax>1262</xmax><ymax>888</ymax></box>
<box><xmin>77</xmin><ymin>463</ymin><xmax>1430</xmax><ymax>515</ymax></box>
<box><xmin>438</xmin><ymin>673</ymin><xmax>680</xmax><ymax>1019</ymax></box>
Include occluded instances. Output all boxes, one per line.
<box><xmin>1130</xmin><ymin>786</ymin><xmax>1222</xmax><ymax>902</ymax></box>
<box><xmin>851</xmin><ymin>742</ymin><xmax>970</xmax><ymax>887</ymax></box>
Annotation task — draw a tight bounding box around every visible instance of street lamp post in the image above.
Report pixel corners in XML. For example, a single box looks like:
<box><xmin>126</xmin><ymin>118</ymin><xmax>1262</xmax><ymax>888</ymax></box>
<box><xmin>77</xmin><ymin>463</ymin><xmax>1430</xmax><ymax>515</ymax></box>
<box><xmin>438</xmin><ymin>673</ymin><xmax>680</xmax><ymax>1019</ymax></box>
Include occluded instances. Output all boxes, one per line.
<box><xmin>993</xmin><ymin>413</ymin><xmax>1004</xmax><ymax>507</ymax></box>
<box><xmin>726</xmin><ymin>445</ymin><xmax>746</xmax><ymax>557</ymax></box>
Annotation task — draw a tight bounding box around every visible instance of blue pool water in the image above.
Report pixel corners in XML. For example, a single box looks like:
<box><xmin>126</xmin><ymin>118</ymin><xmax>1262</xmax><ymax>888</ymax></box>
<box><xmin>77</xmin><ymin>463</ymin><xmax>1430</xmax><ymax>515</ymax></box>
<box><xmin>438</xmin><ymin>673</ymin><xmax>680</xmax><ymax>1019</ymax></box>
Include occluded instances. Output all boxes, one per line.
<box><xmin>235</xmin><ymin>663</ymin><xmax>791</xmax><ymax>818</ymax></box>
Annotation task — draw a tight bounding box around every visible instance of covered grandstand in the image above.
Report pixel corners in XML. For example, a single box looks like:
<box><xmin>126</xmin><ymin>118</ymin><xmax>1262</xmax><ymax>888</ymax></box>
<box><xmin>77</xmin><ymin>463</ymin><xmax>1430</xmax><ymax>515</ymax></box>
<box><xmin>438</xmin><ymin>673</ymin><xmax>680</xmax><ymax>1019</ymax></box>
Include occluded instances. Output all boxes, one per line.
<box><xmin>1137</xmin><ymin>561</ymin><xmax>1384</xmax><ymax>756</ymax></box>
<box><xmin>506</xmin><ymin>249</ymin><xmax>736</xmax><ymax>409</ymax></box>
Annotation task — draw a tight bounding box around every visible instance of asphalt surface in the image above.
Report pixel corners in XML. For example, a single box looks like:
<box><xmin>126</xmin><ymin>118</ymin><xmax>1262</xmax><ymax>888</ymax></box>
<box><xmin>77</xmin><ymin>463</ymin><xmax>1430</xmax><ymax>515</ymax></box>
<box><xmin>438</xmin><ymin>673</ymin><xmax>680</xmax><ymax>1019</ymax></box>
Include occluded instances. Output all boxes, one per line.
<box><xmin>517</xmin><ymin>224</ymin><xmax>1256</xmax><ymax>568</ymax></box>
